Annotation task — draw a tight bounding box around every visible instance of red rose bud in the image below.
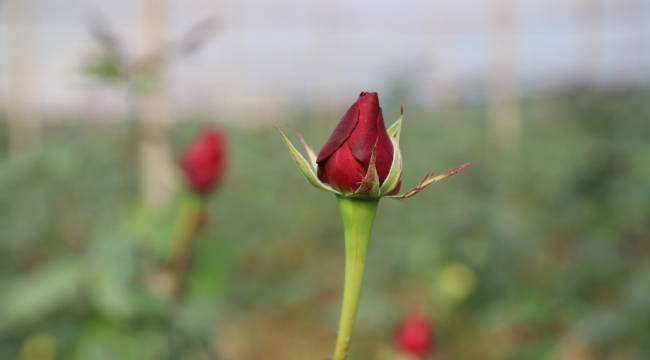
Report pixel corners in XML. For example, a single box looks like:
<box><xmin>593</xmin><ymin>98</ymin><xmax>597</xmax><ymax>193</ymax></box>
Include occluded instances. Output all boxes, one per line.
<box><xmin>316</xmin><ymin>92</ymin><xmax>399</xmax><ymax>195</ymax></box>
<box><xmin>276</xmin><ymin>91</ymin><xmax>470</xmax><ymax>199</ymax></box>
<box><xmin>181</xmin><ymin>128</ymin><xmax>226</xmax><ymax>195</ymax></box>
<box><xmin>395</xmin><ymin>315</ymin><xmax>434</xmax><ymax>358</ymax></box>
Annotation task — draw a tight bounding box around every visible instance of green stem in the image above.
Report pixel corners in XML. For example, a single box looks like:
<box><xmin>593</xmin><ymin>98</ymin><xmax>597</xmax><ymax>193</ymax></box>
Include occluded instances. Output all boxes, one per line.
<box><xmin>163</xmin><ymin>192</ymin><xmax>204</xmax><ymax>297</ymax></box>
<box><xmin>333</xmin><ymin>196</ymin><xmax>379</xmax><ymax>360</ymax></box>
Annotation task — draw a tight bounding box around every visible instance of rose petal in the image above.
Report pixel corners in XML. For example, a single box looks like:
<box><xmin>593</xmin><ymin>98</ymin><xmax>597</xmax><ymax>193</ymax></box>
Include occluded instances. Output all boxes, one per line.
<box><xmin>316</xmin><ymin>101</ymin><xmax>359</xmax><ymax>163</ymax></box>
<box><xmin>322</xmin><ymin>143</ymin><xmax>366</xmax><ymax>193</ymax></box>
<box><xmin>376</xmin><ymin>108</ymin><xmax>394</xmax><ymax>159</ymax></box>
<box><xmin>374</xmin><ymin>108</ymin><xmax>395</xmax><ymax>183</ymax></box>
<box><xmin>374</xmin><ymin>143</ymin><xmax>393</xmax><ymax>184</ymax></box>
<box><xmin>347</xmin><ymin>92</ymin><xmax>380</xmax><ymax>166</ymax></box>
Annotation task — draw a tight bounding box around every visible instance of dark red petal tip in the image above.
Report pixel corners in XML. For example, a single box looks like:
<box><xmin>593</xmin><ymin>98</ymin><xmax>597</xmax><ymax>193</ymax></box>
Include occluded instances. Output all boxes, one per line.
<box><xmin>316</xmin><ymin>102</ymin><xmax>360</xmax><ymax>163</ymax></box>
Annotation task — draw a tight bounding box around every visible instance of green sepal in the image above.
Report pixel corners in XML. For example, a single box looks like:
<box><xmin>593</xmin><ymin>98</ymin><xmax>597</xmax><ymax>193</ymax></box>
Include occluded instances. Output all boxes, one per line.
<box><xmin>352</xmin><ymin>144</ymin><xmax>380</xmax><ymax>198</ymax></box>
<box><xmin>276</xmin><ymin>127</ymin><xmax>341</xmax><ymax>195</ymax></box>
<box><xmin>289</xmin><ymin>125</ymin><xmax>318</xmax><ymax>171</ymax></box>
<box><xmin>387</xmin><ymin>106</ymin><xmax>403</xmax><ymax>140</ymax></box>
<box><xmin>379</xmin><ymin>108</ymin><xmax>404</xmax><ymax>196</ymax></box>
<box><xmin>385</xmin><ymin>162</ymin><xmax>473</xmax><ymax>199</ymax></box>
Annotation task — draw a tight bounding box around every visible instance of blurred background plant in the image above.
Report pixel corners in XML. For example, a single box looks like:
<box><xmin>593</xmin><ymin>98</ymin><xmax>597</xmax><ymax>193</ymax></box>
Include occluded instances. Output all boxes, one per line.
<box><xmin>1</xmin><ymin>0</ymin><xmax>650</xmax><ymax>359</ymax></box>
<box><xmin>82</xmin><ymin>4</ymin><xmax>217</xmax><ymax>210</ymax></box>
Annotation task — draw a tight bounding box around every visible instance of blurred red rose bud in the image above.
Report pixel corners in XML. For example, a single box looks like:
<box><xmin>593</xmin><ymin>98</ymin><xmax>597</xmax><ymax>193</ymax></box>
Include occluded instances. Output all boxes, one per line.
<box><xmin>395</xmin><ymin>314</ymin><xmax>434</xmax><ymax>358</ymax></box>
<box><xmin>316</xmin><ymin>92</ymin><xmax>400</xmax><ymax>195</ymax></box>
<box><xmin>181</xmin><ymin>128</ymin><xmax>226</xmax><ymax>195</ymax></box>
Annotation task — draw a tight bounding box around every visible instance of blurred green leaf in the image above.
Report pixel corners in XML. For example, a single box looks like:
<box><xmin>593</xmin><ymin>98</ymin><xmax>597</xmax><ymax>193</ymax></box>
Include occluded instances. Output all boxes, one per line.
<box><xmin>0</xmin><ymin>259</ymin><xmax>84</xmax><ymax>328</ymax></box>
<box><xmin>122</xmin><ymin>205</ymin><xmax>176</xmax><ymax>259</ymax></box>
<box><xmin>86</xmin><ymin>233</ymin><xmax>139</xmax><ymax>320</ymax></box>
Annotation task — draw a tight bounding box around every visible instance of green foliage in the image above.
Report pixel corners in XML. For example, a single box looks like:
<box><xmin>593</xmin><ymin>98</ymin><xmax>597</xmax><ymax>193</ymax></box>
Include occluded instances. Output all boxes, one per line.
<box><xmin>81</xmin><ymin>50</ymin><xmax>163</xmax><ymax>95</ymax></box>
<box><xmin>1</xmin><ymin>89</ymin><xmax>650</xmax><ymax>359</ymax></box>
<box><xmin>0</xmin><ymin>130</ymin><xmax>232</xmax><ymax>359</ymax></box>
<box><xmin>83</xmin><ymin>54</ymin><xmax>125</xmax><ymax>84</ymax></box>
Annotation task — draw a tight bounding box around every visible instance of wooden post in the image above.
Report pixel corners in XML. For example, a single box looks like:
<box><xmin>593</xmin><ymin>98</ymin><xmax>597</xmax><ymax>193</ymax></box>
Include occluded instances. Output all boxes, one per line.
<box><xmin>3</xmin><ymin>0</ymin><xmax>40</xmax><ymax>156</ymax></box>
<box><xmin>487</xmin><ymin>0</ymin><xmax>521</xmax><ymax>150</ymax></box>
<box><xmin>139</xmin><ymin>0</ymin><xmax>173</xmax><ymax>210</ymax></box>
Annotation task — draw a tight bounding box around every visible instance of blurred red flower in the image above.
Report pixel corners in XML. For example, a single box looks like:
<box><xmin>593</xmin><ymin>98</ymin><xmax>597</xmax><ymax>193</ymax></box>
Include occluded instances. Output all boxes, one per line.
<box><xmin>395</xmin><ymin>314</ymin><xmax>434</xmax><ymax>358</ymax></box>
<box><xmin>181</xmin><ymin>128</ymin><xmax>226</xmax><ymax>195</ymax></box>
